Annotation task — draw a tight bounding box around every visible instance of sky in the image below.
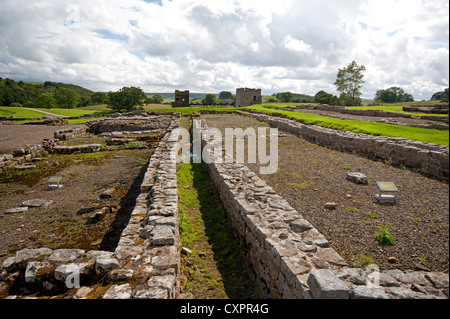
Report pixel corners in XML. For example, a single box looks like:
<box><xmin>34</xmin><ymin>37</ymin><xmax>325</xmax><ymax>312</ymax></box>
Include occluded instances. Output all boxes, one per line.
<box><xmin>0</xmin><ymin>0</ymin><xmax>448</xmax><ymax>100</ymax></box>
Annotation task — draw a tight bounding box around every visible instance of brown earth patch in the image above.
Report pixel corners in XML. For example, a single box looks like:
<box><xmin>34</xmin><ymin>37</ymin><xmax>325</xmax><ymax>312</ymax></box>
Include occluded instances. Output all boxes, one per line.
<box><xmin>0</xmin><ymin>135</ymin><xmax>155</xmax><ymax>264</ymax></box>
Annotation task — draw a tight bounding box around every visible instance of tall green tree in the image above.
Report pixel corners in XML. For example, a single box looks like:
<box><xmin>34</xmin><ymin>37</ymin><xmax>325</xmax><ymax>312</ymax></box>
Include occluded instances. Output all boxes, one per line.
<box><xmin>279</xmin><ymin>92</ymin><xmax>293</xmax><ymax>103</ymax></box>
<box><xmin>334</xmin><ymin>60</ymin><xmax>366</xmax><ymax>106</ymax></box>
<box><xmin>150</xmin><ymin>94</ymin><xmax>164</xmax><ymax>104</ymax></box>
<box><xmin>203</xmin><ymin>94</ymin><xmax>218</xmax><ymax>105</ymax></box>
<box><xmin>375</xmin><ymin>87</ymin><xmax>414</xmax><ymax>103</ymax></box>
<box><xmin>54</xmin><ymin>88</ymin><xmax>80</xmax><ymax>108</ymax></box>
<box><xmin>91</xmin><ymin>92</ymin><xmax>107</xmax><ymax>105</ymax></box>
<box><xmin>107</xmin><ymin>87</ymin><xmax>146</xmax><ymax>113</ymax></box>
<box><xmin>314</xmin><ymin>91</ymin><xmax>341</xmax><ymax>106</ymax></box>
<box><xmin>35</xmin><ymin>92</ymin><xmax>56</xmax><ymax>109</ymax></box>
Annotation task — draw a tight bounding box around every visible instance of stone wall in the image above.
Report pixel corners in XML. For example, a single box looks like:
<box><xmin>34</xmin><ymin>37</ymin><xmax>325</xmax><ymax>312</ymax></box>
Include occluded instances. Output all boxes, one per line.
<box><xmin>87</xmin><ymin>115</ymin><xmax>174</xmax><ymax>134</ymax></box>
<box><xmin>242</xmin><ymin>112</ymin><xmax>449</xmax><ymax>182</ymax></box>
<box><xmin>196</xmin><ymin>118</ymin><xmax>449</xmax><ymax>299</ymax></box>
<box><xmin>112</xmin><ymin>117</ymin><xmax>181</xmax><ymax>299</ymax></box>
<box><xmin>295</xmin><ymin>104</ymin><xmax>449</xmax><ymax>123</ymax></box>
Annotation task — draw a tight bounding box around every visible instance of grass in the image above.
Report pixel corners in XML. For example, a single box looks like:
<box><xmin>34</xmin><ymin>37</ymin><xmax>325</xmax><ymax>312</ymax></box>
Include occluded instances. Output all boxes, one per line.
<box><xmin>244</xmin><ymin>104</ymin><xmax>449</xmax><ymax>146</ymax></box>
<box><xmin>0</xmin><ymin>106</ymin><xmax>48</xmax><ymax>119</ymax></box>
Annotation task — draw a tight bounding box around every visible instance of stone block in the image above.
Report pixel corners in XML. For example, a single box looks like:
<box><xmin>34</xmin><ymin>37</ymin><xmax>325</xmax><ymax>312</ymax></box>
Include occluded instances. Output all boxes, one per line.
<box><xmin>307</xmin><ymin>269</ymin><xmax>350</xmax><ymax>299</ymax></box>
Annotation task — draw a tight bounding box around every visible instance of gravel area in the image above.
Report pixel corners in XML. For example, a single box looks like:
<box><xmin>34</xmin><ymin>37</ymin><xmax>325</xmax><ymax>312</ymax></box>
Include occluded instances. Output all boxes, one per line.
<box><xmin>203</xmin><ymin>113</ymin><xmax>449</xmax><ymax>273</ymax></box>
<box><xmin>0</xmin><ymin>124</ymin><xmax>85</xmax><ymax>154</ymax></box>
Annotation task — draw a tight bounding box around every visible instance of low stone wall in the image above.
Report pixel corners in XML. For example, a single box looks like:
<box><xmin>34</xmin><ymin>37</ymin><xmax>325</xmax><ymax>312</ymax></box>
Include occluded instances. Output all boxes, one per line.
<box><xmin>242</xmin><ymin>112</ymin><xmax>449</xmax><ymax>182</ymax></box>
<box><xmin>404</xmin><ymin>105</ymin><xmax>449</xmax><ymax>115</ymax></box>
<box><xmin>196</xmin><ymin>118</ymin><xmax>448</xmax><ymax>299</ymax></box>
<box><xmin>54</xmin><ymin>127</ymin><xmax>86</xmax><ymax>141</ymax></box>
<box><xmin>112</xmin><ymin>118</ymin><xmax>181</xmax><ymax>299</ymax></box>
<box><xmin>87</xmin><ymin>115</ymin><xmax>174</xmax><ymax>134</ymax></box>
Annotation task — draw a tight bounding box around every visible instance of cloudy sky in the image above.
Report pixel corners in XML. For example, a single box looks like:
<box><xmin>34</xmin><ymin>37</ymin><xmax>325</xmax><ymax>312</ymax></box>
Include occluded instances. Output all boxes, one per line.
<box><xmin>0</xmin><ymin>0</ymin><xmax>448</xmax><ymax>100</ymax></box>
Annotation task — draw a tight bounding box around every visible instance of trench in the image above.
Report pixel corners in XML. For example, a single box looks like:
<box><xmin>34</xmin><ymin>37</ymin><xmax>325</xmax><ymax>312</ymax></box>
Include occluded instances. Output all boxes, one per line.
<box><xmin>177</xmin><ymin>116</ymin><xmax>258</xmax><ymax>299</ymax></box>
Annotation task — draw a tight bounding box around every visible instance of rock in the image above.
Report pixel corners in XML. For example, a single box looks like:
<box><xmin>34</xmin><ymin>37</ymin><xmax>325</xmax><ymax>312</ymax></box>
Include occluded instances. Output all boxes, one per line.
<box><xmin>181</xmin><ymin>247</ymin><xmax>192</xmax><ymax>255</ymax></box>
<box><xmin>351</xmin><ymin>286</ymin><xmax>390</xmax><ymax>299</ymax></box>
<box><xmin>15</xmin><ymin>248</ymin><xmax>53</xmax><ymax>266</ymax></box>
<box><xmin>20</xmin><ymin>199</ymin><xmax>53</xmax><ymax>208</ymax></box>
<box><xmin>415</xmin><ymin>263</ymin><xmax>431</xmax><ymax>272</ymax></box>
<box><xmin>4</xmin><ymin>207</ymin><xmax>29</xmax><ymax>214</ymax></box>
<box><xmin>387</xmin><ymin>256</ymin><xmax>398</xmax><ymax>264</ymax></box>
<box><xmin>324</xmin><ymin>202</ymin><xmax>337</xmax><ymax>210</ymax></box>
<box><xmin>24</xmin><ymin>262</ymin><xmax>52</xmax><ymax>283</ymax></box>
<box><xmin>425</xmin><ymin>273</ymin><xmax>449</xmax><ymax>289</ymax></box>
<box><xmin>54</xmin><ymin>263</ymin><xmax>90</xmax><ymax>283</ymax></box>
<box><xmin>74</xmin><ymin>286</ymin><xmax>93</xmax><ymax>299</ymax></box>
<box><xmin>336</xmin><ymin>268</ymin><xmax>367</xmax><ymax>285</ymax></box>
<box><xmin>150</xmin><ymin>226</ymin><xmax>175</xmax><ymax>246</ymax></box>
<box><xmin>95</xmin><ymin>257</ymin><xmax>120</xmax><ymax>275</ymax></box>
<box><xmin>48</xmin><ymin>249</ymin><xmax>85</xmax><ymax>264</ymax></box>
<box><xmin>103</xmin><ymin>284</ymin><xmax>132</xmax><ymax>299</ymax></box>
<box><xmin>290</xmin><ymin>219</ymin><xmax>313</xmax><ymax>233</ymax></box>
<box><xmin>307</xmin><ymin>269</ymin><xmax>350</xmax><ymax>299</ymax></box>
<box><xmin>107</xmin><ymin>269</ymin><xmax>134</xmax><ymax>282</ymax></box>
<box><xmin>316</xmin><ymin>248</ymin><xmax>347</xmax><ymax>267</ymax></box>
<box><xmin>347</xmin><ymin>172</ymin><xmax>368</xmax><ymax>185</ymax></box>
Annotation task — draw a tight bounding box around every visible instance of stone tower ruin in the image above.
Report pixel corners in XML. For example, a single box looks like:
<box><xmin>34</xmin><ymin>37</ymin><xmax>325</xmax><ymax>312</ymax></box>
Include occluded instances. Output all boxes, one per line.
<box><xmin>235</xmin><ymin>88</ymin><xmax>262</xmax><ymax>107</ymax></box>
<box><xmin>173</xmin><ymin>90</ymin><xmax>190</xmax><ymax>108</ymax></box>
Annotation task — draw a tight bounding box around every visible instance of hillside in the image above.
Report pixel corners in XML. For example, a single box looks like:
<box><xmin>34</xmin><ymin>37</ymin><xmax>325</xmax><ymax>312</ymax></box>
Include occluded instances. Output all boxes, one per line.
<box><xmin>0</xmin><ymin>78</ymin><xmax>94</xmax><ymax>107</ymax></box>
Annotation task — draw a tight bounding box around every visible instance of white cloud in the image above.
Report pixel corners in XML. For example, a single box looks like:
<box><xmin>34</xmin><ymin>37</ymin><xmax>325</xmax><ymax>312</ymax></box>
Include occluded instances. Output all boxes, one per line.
<box><xmin>0</xmin><ymin>0</ymin><xmax>448</xmax><ymax>100</ymax></box>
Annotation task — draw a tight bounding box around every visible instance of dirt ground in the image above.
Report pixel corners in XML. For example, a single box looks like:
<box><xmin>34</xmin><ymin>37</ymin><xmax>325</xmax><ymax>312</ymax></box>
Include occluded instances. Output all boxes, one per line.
<box><xmin>0</xmin><ymin>124</ymin><xmax>85</xmax><ymax>154</ymax></box>
<box><xmin>203</xmin><ymin>113</ymin><xmax>449</xmax><ymax>273</ymax></box>
<box><xmin>0</xmin><ymin>132</ymin><xmax>155</xmax><ymax>264</ymax></box>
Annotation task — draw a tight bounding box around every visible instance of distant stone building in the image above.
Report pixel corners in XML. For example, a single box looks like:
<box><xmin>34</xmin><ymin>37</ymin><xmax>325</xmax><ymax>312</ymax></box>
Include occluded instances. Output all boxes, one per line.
<box><xmin>173</xmin><ymin>90</ymin><xmax>190</xmax><ymax>107</ymax></box>
<box><xmin>235</xmin><ymin>88</ymin><xmax>262</xmax><ymax>107</ymax></box>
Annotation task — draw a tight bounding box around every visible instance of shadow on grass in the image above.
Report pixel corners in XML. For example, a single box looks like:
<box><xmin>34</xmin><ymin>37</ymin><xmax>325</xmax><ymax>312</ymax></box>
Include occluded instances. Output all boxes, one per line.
<box><xmin>189</xmin><ymin>162</ymin><xmax>259</xmax><ymax>299</ymax></box>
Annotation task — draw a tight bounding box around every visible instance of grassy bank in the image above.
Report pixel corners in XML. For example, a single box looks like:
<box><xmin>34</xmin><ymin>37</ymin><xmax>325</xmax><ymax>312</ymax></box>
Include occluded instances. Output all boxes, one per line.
<box><xmin>245</xmin><ymin>105</ymin><xmax>449</xmax><ymax>146</ymax></box>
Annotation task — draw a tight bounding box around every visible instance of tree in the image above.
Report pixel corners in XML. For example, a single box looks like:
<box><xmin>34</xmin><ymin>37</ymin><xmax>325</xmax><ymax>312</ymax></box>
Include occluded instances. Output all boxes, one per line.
<box><xmin>91</xmin><ymin>92</ymin><xmax>107</xmax><ymax>105</ymax></box>
<box><xmin>334</xmin><ymin>60</ymin><xmax>366</xmax><ymax>106</ymax></box>
<box><xmin>203</xmin><ymin>94</ymin><xmax>218</xmax><ymax>105</ymax></box>
<box><xmin>279</xmin><ymin>92</ymin><xmax>293</xmax><ymax>103</ymax></box>
<box><xmin>150</xmin><ymin>94</ymin><xmax>164</xmax><ymax>104</ymax></box>
<box><xmin>374</xmin><ymin>87</ymin><xmax>414</xmax><ymax>103</ymax></box>
<box><xmin>314</xmin><ymin>91</ymin><xmax>341</xmax><ymax>106</ymax></box>
<box><xmin>107</xmin><ymin>86</ymin><xmax>146</xmax><ymax>113</ymax></box>
<box><xmin>35</xmin><ymin>93</ymin><xmax>56</xmax><ymax>109</ymax></box>
<box><xmin>434</xmin><ymin>88</ymin><xmax>450</xmax><ymax>103</ymax></box>
<box><xmin>219</xmin><ymin>91</ymin><xmax>232</xmax><ymax>100</ymax></box>
<box><xmin>54</xmin><ymin>88</ymin><xmax>80</xmax><ymax>108</ymax></box>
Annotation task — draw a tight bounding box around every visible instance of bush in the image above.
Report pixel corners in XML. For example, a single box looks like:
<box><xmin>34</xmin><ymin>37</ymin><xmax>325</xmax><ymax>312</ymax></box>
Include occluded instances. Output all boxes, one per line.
<box><xmin>10</xmin><ymin>102</ymin><xmax>22</xmax><ymax>107</ymax></box>
<box><xmin>374</xmin><ymin>224</ymin><xmax>395</xmax><ymax>245</ymax></box>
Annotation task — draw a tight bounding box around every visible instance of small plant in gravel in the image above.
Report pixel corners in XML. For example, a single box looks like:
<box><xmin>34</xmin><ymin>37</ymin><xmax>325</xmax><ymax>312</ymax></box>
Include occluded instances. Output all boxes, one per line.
<box><xmin>367</xmin><ymin>211</ymin><xmax>379</xmax><ymax>219</ymax></box>
<box><xmin>374</xmin><ymin>224</ymin><xmax>395</xmax><ymax>245</ymax></box>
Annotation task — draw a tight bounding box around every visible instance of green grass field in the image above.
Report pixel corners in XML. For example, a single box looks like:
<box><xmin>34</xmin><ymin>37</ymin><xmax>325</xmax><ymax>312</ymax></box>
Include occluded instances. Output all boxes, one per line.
<box><xmin>0</xmin><ymin>107</ymin><xmax>48</xmax><ymax>118</ymax></box>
